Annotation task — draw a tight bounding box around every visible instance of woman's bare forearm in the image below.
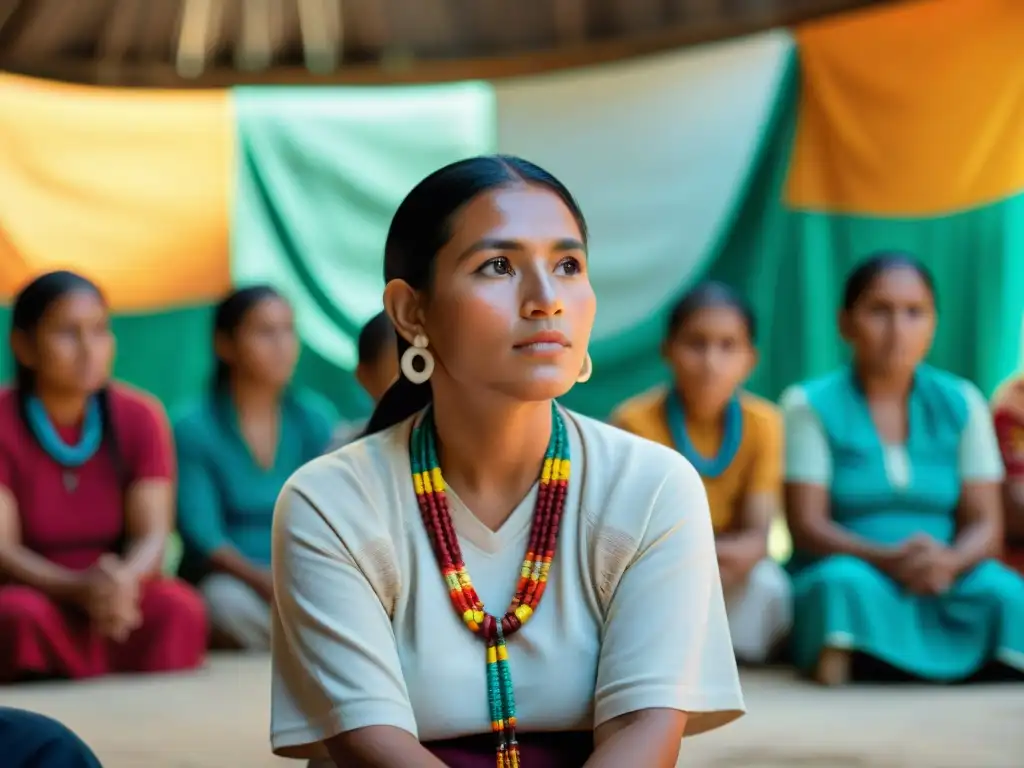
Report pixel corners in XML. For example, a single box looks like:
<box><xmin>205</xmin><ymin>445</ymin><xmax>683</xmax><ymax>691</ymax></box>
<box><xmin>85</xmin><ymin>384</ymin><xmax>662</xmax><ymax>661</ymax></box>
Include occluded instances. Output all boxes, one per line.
<box><xmin>325</xmin><ymin>726</ymin><xmax>448</xmax><ymax>768</ymax></box>
<box><xmin>586</xmin><ymin>710</ymin><xmax>686</xmax><ymax>768</ymax></box>
<box><xmin>122</xmin><ymin>480</ymin><xmax>174</xmax><ymax>578</ymax></box>
<box><xmin>793</xmin><ymin>517</ymin><xmax>896</xmax><ymax>568</ymax></box>
<box><xmin>0</xmin><ymin>545</ymin><xmax>86</xmax><ymax>601</ymax></box>
<box><xmin>208</xmin><ymin>546</ymin><xmax>270</xmax><ymax>590</ymax></box>
<box><xmin>951</xmin><ymin>518</ymin><xmax>999</xmax><ymax>573</ymax></box>
<box><xmin>121</xmin><ymin>533</ymin><xmax>166</xmax><ymax>579</ymax></box>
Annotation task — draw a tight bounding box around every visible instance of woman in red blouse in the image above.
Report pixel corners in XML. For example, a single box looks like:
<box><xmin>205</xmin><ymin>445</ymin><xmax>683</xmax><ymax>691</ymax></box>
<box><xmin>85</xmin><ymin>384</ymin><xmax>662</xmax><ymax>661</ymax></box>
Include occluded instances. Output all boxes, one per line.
<box><xmin>0</xmin><ymin>270</ymin><xmax>207</xmax><ymax>682</ymax></box>
<box><xmin>992</xmin><ymin>377</ymin><xmax>1024</xmax><ymax>572</ymax></box>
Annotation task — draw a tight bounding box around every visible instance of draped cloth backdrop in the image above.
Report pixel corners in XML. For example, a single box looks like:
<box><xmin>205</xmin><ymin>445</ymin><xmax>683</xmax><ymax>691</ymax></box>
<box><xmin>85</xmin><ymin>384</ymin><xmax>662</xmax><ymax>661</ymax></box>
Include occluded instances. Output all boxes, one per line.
<box><xmin>0</xmin><ymin>0</ymin><xmax>1021</xmax><ymax>421</ymax></box>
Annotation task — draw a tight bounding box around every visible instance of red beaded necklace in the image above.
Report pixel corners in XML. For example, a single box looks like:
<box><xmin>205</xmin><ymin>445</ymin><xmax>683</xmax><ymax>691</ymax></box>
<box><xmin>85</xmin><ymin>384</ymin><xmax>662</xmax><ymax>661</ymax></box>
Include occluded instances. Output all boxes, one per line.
<box><xmin>410</xmin><ymin>403</ymin><xmax>570</xmax><ymax>768</ymax></box>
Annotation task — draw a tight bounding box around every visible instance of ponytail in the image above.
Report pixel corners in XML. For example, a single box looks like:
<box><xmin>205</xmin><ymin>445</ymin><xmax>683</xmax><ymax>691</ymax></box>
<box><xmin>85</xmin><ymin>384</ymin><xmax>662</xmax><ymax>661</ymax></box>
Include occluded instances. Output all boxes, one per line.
<box><xmin>364</xmin><ymin>337</ymin><xmax>432</xmax><ymax>436</ymax></box>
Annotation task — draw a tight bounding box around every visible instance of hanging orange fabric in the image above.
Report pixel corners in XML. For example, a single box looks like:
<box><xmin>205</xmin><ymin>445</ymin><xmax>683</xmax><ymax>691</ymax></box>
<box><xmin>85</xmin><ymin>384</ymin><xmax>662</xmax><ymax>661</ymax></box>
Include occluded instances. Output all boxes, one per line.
<box><xmin>0</xmin><ymin>74</ymin><xmax>232</xmax><ymax>310</ymax></box>
<box><xmin>786</xmin><ymin>0</ymin><xmax>1024</xmax><ymax>216</ymax></box>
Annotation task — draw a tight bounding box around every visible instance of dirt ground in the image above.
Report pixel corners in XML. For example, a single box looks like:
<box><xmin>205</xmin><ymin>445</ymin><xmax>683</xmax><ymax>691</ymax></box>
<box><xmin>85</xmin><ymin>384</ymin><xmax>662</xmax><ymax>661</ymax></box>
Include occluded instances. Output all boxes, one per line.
<box><xmin>3</xmin><ymin>654</ymin><xmax>1020</xmax><ymax>767</ymax></box>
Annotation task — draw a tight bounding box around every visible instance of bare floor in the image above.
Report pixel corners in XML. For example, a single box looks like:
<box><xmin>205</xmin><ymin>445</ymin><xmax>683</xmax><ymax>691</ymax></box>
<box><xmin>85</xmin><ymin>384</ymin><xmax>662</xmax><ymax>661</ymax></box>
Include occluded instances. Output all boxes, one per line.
<box><xmin>2</xmin><ymin>654</ymin><xmax>1020</xmax><ymax>767</ymax></box>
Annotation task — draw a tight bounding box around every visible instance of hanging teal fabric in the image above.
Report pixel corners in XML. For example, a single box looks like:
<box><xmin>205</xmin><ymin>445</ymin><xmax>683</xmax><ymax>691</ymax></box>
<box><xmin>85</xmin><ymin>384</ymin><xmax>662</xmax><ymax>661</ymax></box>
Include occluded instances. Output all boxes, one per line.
<box><xmin>230</xmin><ymin>82</ymin><xmax>497</xmax><ymax>421</ymax></box>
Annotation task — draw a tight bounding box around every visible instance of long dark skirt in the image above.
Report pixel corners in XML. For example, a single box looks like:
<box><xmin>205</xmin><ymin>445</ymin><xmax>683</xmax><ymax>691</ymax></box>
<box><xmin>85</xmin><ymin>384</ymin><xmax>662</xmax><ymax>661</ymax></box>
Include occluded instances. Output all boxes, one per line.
<box><xmin>424</xmin><ymin>731</ymin><xmax>592</xmax><ymax>768</ymax></box>
<box><xmin>0</xmin><ymin>707</ymin><xmax>102</xmax><ymax>767</ymax></box>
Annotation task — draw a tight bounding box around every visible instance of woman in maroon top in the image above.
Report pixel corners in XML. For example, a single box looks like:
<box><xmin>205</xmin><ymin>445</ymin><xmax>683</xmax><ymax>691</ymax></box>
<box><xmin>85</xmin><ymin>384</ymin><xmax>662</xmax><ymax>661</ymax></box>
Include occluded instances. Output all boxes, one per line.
<box><xmin>0</xmin><ymin>270</ymin><xmax>207</xmax><ymax>682</ymax></box>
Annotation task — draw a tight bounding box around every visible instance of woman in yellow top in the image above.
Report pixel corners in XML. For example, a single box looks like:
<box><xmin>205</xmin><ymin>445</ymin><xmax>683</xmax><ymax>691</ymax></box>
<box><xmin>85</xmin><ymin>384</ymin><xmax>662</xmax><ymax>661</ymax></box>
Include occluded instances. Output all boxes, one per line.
<box><xmin>612</xmin><ymin>282</ymin><xmax>791</xmax><ymax>663</ymax></box>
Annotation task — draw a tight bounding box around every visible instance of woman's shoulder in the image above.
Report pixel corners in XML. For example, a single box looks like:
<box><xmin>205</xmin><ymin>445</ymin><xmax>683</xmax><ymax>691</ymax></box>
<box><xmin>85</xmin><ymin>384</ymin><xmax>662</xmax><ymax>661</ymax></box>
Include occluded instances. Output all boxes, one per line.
<box><xmin>992</xmin><ymin>373</ymin><xmax>1024</xmax><ymax>426</ymax></box>
<box><xmin>107</xmin><ymin>383</ymin><xmax>171</xmax><ymax>440</ymax></box>
<box><xmin>0</xmin><ymin>388</ymin><xmax>22</xmax><ymax>450</ymax></box>
<box><xmin>169</xmin><ymin>396</ymin><xmax>219</xmax><ymax>442</ymax></box>
<box><xmin>107</xmin><ymin>381</ymin><xmax>166</xmax><ymax>416</ymax></box>
<box><xmin>568</xmin><ymin>410</ymin><xmax>706</xmax><ymax>532</ymax></box>
<box><xmin>608</xmin><ymin>385</ymin><xmax>667</xmax><ymax>428</ymax></box>
<box><xmin>915</xmin><ymin>364</ymin><xmax>973</xmax><ymax>393</ymax></box>
<box><xmin>912</xmin><ymin>365</ymin><xmax>979</xmax><ymax>427</ymax></box>
<box><xmin>280</xmin><ymin>416</ymin><xmax>414</xmax><ymax>534</ymax></box>
<box><xmin>0</xmin><ymin>387</ymin><xmax>18</xmax><ymax>421</ymax></box>
<box><xmin>737</xmin><ymin>391</ymin><xmax>782</xmax><ymax>431</ymax></box>
<box><xmin>780</xmin><ymin>369</ymin><xmax>852</xmax><ymax>409</ymax></box>
<box><xmin>288</xmin><ymin>387</ymin><xmax>339</xmax><ymax>425</ymax></box>
<box><xmin>576</xmin><ymin>409</ymin><xmax>686</xmax><ymax>469</ymax></box>
<box><xmin>991</xmin><ymin>372</ymin><xmax>1023</xmax><ymax>408</ymax></box>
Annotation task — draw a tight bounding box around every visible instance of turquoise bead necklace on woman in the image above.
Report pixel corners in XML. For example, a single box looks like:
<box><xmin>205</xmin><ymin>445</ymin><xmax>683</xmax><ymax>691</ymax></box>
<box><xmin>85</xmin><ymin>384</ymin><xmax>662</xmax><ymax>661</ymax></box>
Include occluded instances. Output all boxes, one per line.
<box><xmin>665</xmin><ymin>390</ymin><xmax>743</xmax><ymax>478</ymax></box>
<box><xmin>25</xmin><ymin>394</ymin><xmax>103</xmax><ymax>492</ymax></box>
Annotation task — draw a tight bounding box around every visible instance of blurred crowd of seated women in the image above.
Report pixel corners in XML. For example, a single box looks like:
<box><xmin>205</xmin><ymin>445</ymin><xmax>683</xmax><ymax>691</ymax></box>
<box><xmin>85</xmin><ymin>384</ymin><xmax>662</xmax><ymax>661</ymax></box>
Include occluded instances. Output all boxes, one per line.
<box><xmin>1</xmin><ymin>252</ymin><xmax>1022</xmax><ymax>690</ymax></box>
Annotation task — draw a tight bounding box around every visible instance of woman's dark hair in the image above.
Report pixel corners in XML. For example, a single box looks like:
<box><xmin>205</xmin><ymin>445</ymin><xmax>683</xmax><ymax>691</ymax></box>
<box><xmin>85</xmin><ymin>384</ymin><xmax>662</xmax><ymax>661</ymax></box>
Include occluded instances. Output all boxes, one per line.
<box><xmin>365</xmin><ymin>155</ymin><xmax>588</xmax><ymax>436</ymax></box>
<box><xmin>842</xmin><ymin>251</ymin><xmax>936</xmax><ymax>311</ymax></box>
<box><xmin>10</xmin><ymin>270</ymin><xmax>121</xmax><ymax>472</ymax></box>
<box><xmin>358</xmin><ymin>311</ymin><xmax>396</xmax><ymax>368</ymax></box>
<box><xmin>666</xmin><ymin>281</ymin><xmax>757</xmax><ymax>343</ymax></box>
<box><xmin>211</xmin><ymin>284</ymin><xmax>285</xmax><ymax>392</ymax></box>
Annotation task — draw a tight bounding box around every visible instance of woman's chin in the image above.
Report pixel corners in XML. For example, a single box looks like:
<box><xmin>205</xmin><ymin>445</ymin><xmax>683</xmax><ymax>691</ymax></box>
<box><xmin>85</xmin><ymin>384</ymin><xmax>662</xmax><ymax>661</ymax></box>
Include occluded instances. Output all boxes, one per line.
<box><xmin>505</xmin><ymin>372</ymin><xmax>579</xmax><ymax>402</ymax></box>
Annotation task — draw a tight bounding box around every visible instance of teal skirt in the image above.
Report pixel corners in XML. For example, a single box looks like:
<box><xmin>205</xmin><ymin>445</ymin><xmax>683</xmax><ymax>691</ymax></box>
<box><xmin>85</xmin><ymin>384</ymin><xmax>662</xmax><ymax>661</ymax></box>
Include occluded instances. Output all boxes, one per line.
<box><xmin>789</xmin><ymin>554</ymin><xmax>1024</xmax><ymax>680</ymax></box>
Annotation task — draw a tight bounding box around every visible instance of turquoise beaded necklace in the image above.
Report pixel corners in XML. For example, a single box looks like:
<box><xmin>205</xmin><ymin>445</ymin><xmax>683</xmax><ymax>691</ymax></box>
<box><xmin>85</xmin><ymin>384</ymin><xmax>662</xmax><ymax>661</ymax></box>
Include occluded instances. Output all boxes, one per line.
<box><xmin>665</xmin><ymin>389</ymin><xmax>743</xmax><ymax>478</ymax></box>
<box><xmin>25</xmin><ymin>395</ymin><xmax>103</xmax><ymax>468</ymax></box>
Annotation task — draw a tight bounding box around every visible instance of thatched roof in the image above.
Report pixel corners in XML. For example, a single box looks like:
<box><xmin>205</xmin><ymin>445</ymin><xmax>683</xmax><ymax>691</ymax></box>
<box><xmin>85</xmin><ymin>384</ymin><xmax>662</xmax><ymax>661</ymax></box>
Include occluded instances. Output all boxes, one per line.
<box><xmin>0</xmin><ymin>0</ymin><xmax>892</xmax><ymax>87</ymax></box>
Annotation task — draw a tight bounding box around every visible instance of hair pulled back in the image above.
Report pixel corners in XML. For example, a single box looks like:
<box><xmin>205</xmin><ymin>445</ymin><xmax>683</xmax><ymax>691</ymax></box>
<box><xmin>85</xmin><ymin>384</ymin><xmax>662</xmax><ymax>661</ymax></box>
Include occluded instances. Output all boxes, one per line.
<box><xmin>842</xmin><ymin>251</ymin><xmax>936</xmax><ymax>311</ymax></box>
<box><xmin>365</xmin><ymin>155</ymin><xmax>588</xmax><ymax>436</ymax></box>
<box><xmin>10</xmin><ymin>270</ymin><xmax>121</xmax><ymax>471</ymax></box>
<box><xmin>358</xmin><ymin>310</ymin><xmax>396</xmax><ymax>368</ymax></box>
<box><xmin>211</xmin><ymin>284</ymin><xmax>284</xmax><ymax>392</ymax></box>
<box><xmin>666</xmin><ymin>281</ymin><xmax>756</xmax><ymax>343</ymax></box>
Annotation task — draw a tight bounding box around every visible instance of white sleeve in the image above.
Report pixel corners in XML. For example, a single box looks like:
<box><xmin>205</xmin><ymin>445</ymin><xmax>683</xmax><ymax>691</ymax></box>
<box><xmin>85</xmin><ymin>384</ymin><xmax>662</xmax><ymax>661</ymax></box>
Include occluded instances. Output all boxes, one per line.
<box><xmin>593</xmin><ymin>455</ymin><xmax>745</xmax><ymax>737</ymax></box>
<box><xmin>958</xmin><ymin>381</ymin><xmax>1005</xmax><ymax>482</ymax></box>
<box><xmin>269</xmin><ymin>477</ymin><xmax>416</xmax><ymax>760</ymax></box>
<box><xmin>780</xmin><ymin>385</ymin><xmax>832</xmax><ymax>485</ymax></box>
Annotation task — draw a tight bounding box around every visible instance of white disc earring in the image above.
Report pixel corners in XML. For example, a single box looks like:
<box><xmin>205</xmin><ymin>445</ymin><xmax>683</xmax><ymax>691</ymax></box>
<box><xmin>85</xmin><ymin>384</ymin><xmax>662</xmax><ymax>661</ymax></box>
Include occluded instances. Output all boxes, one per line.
<box><xmin>400</xmin><ymin>334</ymin><xmax>435</xmax><ymax>384</ymax></box>
<box><xmin>577</xmin><ymin>353</ymin><xmax>593</xmax><ymax>383</ymax></box>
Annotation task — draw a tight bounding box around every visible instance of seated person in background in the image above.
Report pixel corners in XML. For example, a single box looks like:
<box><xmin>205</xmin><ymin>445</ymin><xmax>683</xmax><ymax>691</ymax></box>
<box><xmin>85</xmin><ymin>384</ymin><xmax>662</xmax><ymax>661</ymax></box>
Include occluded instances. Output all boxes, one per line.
<box><xmin>0</xmin><ymin>271</ymin><xmax>206</xmax><ymax>683</ymax></box>
<box><xmin>991</xmin><ymin>380</ymin><xmax>1024</xmax><ymax>572</ymax></box>
<box><xmin>783</xmin><ymin>252</ymin><xmax>1024</xmax><ymax>686</ymax></box>
<box><xmin>612</xmin><ymin>282</ymin><xmax>791</xmax><ymax>664</ymax></box>
<box><xmin>328</xmin><ymin>310</ymin><xmax>398</xmax><ymax>450</ymax></box>
<box><xmin>175</xmin><ymin>286</ymin><xmax>337</xmax><ymax>651</ymax></box>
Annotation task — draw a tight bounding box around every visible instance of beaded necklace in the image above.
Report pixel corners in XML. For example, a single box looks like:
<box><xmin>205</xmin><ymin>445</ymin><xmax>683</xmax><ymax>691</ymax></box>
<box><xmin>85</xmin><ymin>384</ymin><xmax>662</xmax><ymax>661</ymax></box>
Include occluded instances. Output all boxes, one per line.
<box><xmin>26</xmin><ymin>395</ymin><xmax>103</xmax><ymax>468</ymax></box>
<box><xmin>410</xmin><ymin>403</ymin><xmax>569</xmax><ymax>768</ymax></box>
<box><xmin>665</xmin><ymin>390</ymin><xmax>743</xmax><ymax>478</ymax></box>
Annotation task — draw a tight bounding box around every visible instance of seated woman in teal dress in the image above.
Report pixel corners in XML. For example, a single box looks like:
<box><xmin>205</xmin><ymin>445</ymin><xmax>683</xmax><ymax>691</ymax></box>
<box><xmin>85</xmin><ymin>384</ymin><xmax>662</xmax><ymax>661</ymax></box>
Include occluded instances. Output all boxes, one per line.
<box><xmin>782</xmin><ymin>252</ymin><xmax>1024</xmax><ymax>686</ymax></box>
<box><xmin>174</xmin><ymin>286</ymin><xmax>337</xmax><ymax>650</ymax></box>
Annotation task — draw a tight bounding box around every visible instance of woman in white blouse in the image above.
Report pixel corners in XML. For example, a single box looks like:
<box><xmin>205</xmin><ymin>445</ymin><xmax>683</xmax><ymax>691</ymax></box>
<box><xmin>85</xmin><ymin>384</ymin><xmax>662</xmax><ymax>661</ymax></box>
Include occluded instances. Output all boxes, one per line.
<box><xmin>270</xmin><ymin>155</ymin><xmax>744</xmax><ymax>768</ymax></box>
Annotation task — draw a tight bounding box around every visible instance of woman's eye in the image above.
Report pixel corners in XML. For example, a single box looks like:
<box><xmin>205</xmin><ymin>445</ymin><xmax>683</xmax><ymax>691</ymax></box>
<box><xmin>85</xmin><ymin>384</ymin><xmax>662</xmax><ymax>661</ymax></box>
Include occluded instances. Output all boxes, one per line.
<box><xmin>558</xmin><ymin>257</ymin><xmax>583</xmax><ymax>276</ymax></box>
<box><xmin>480</xmin><ymin>257</ymin><xmax>514</xmax><ymax>276</ymax></box>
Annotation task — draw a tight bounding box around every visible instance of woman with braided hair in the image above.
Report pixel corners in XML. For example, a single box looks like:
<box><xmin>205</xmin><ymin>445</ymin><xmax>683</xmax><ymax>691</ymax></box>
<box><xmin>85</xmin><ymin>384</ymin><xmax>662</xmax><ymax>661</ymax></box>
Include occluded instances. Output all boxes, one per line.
<box><xmin>270</xmin><ymin>156</ymin><xmax>744</xmax><ymax>768</ymax></box>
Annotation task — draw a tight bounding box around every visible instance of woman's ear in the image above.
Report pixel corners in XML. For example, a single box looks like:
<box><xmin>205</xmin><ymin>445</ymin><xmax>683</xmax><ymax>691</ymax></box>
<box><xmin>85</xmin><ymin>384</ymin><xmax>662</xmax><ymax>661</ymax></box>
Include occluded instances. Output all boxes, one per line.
<box><xmin>10</xmin><ymin>330</ymin><xmax>36</xmax><ymax>370</ymax></box>
<box><xmin>213</xmin><ymin>331</ymin><xmax>234</xmax><ymax>367</ymax></box>
<box><xmin>659</xmin><ymin>338</ymin><xmax>671</xmax><ymax>364</ymax></box>
<box><xmin>837</xmin><ymin>309</ymin><xmax>852</xmax><ymax>342</ymax></box>
<box><xmin>744</xmin><ymin>347</ymin><xmax>760</xmax><ymax>379</ymax></box>
<box><xmin>383</xmin><ymin>279</ymin><xmax>426</xmax><ymax>344</ymax></box>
